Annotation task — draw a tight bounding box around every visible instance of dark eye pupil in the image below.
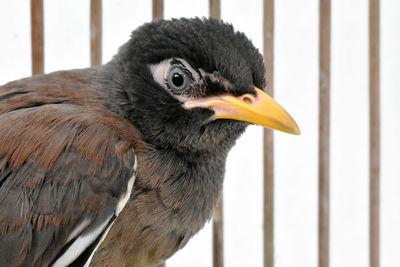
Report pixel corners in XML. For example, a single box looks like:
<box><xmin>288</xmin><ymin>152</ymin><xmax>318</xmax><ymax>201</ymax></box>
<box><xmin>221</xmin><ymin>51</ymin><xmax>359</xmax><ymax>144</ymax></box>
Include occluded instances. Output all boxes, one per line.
<box><xmin>172</xmin><ymin>73</ymin><xmax>184</xmax><ymax>87</ymax></box>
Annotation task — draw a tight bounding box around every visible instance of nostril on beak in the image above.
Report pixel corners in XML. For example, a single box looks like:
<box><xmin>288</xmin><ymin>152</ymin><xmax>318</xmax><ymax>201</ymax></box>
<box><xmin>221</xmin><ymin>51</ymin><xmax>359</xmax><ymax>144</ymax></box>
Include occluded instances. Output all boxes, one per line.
<box><xmin>241</xmin><ymin>94</ymin><xmax>255</xmax><ymax>105</ymax></box>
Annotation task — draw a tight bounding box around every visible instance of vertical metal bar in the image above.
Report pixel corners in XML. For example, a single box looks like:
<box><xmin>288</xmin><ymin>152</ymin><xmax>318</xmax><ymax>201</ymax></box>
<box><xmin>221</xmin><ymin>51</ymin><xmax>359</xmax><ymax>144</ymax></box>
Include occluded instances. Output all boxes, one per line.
<box><xmin>90</xmin><ymin>0</ymin><xmax>102</xmax><ymax>66</ymax></box>
<box><xmin>153</xmin><ymin>0</ymin><xmax>164</xmax><ymax>20</ymax></box>
<box><xmin>152</xmin><ymin>1</ymin><xmax>165</xmax><ymax>267</ymax></box>
<box><xmin>369</xmin><ymin>0</ymin><xmax>380</xmax><ymax>266</ymax></box>
<box><xmin>210</xmin><ymin>0</ymin><xmax>220</xmax><ymax>18</ymax></box>
<box><xmin>209</xmin><ymin>1</ymin><xmax>223</xmax><ymax>266</ymax></box>
<box><xmin>31</xmin><ymin>0</ymin><xmax>44</xmax><ymax>75</ymax></box>
<box><xmin>319</xmin><ymin>0</ymin><xmax>330</xmax><ymax>267</ymax></box>
<box><xmin>213</xmin><ymin>197</ymin><xmax>224</xmax><ymax>267</ymax></box>
<box><xmin>263</xmin><ymin>0</ymin><xmax>274</xmax><ymax>267</ymax></box>
<box><xmin>90</xmin><ymin>0</ymin><xmax>102</xmax><ymax>67</ymax></box>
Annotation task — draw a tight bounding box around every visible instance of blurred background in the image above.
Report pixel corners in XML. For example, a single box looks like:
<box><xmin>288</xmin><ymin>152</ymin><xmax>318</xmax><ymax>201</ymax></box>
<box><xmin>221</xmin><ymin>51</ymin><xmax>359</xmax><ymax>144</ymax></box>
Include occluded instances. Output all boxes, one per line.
<box><xmin>0</xmin><ymin>1</ymin><xmax>399</xmax><ymax>267</ymax></box>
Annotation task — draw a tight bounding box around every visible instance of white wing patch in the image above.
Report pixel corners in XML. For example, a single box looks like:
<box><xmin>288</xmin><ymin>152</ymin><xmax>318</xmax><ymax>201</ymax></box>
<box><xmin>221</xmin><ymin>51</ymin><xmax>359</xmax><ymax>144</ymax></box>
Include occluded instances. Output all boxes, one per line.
<box><xmin>66</xmin><ymin>218</ymin><xmax>91</xmax><ymax>243</ymax></box>
<box><xmin>116</xmin><ymin>155</ymin><xmax>137</xmax><ymax>216</ymax></box>
<box><xmin>51</xmin><ymin>215</ymin><xmax>113</xmax><ymax>267</ymax></box>
<box><xmin>83</xmin><ymin>221</ymin><xmax>114</xmax><ymax>267</ymax></box>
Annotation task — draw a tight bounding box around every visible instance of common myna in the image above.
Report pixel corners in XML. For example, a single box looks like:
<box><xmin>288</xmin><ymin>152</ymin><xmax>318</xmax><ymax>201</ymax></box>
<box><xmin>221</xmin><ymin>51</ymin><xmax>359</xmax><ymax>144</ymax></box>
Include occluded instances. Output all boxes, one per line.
<box><xmin>0</xmin><ymin>18</ymin><xmax>299</xmax><ymax>266</ymax></box>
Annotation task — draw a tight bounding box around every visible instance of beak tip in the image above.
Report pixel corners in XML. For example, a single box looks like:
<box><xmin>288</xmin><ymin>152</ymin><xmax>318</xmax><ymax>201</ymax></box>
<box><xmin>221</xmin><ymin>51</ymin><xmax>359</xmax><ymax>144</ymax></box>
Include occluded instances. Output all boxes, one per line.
<box><xmin>293</xmin><ymin>124</ymin><xmax>301</xmax><ymax>135</ymax></box>
<box><xmin>290</xmin><ymin>123</ymin><xmax>301</xmax><ymax>135</ymax></box>
<box><xmin>283</xmin><ymin>125</ymin><xmax>301</xmax><ymax>135</ymax></box>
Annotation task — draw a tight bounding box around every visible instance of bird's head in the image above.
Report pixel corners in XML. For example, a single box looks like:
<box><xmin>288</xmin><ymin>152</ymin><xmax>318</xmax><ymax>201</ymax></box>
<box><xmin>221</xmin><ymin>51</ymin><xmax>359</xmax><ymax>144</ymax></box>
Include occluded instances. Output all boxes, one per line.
<box><xmin>108</xmin><ymin>18</ymin><xmax>300</xmax><ymax>153</ymax></box>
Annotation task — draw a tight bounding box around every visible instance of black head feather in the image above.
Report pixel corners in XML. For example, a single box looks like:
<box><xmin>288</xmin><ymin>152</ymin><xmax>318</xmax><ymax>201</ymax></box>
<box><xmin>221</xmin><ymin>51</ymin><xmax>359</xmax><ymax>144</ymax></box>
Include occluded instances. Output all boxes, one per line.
<box><xmin>101</xmin><ymin>18</ymin><xmax>266</xmax><ymax>153</ymax></box>
<box><xmin>119</xmin><ymin>17</ymin><xmax>266</xmax><ymax>93</ymax></box>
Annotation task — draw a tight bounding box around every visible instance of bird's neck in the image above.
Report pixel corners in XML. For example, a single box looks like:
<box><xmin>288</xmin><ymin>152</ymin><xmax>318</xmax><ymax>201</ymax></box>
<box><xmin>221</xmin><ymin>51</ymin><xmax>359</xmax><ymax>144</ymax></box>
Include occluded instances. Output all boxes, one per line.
<box><xmin>134</xmin><ymin>146</ymin><xmax>227</xmax><ymax>232</ymax></box>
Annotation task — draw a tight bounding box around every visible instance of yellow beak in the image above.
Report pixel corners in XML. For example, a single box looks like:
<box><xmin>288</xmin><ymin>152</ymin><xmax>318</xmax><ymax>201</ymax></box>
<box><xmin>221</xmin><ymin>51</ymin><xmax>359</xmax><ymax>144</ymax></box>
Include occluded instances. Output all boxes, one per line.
<box><xmin>184</xmin><ymin>87</ymin><xmax>300</xmax><ymax>135</ymax></box>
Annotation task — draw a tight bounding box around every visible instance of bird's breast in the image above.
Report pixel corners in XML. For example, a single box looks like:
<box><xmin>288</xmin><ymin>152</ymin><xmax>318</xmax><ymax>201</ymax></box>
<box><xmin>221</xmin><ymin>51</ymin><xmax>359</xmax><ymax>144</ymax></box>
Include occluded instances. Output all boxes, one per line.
<box><xmin>92</xmin><ymin>151</ymin><xmax>226</xmax><ymax>266</ymax></box>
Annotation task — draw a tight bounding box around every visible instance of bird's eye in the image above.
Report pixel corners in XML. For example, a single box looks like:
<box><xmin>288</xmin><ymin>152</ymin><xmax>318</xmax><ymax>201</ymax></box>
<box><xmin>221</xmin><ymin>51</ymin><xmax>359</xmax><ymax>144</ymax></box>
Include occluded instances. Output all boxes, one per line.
<box><xmin>167</xmin><ymin>67</ymin><xmax>189</xmax><ymax>91</ymax></box>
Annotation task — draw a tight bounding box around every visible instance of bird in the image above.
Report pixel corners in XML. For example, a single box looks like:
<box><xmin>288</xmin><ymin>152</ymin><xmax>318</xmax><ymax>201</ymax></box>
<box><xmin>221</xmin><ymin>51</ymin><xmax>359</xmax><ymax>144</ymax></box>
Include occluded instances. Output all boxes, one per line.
<box><xmin>0</xmin><ymin>17</ymin><xmax>299</xmax><ymax>267</ymax></box>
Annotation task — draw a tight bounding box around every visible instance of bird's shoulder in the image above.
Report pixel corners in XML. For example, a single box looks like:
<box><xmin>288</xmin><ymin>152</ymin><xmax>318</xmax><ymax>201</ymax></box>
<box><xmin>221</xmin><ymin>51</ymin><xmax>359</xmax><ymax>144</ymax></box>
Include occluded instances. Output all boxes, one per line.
<box><xmin>0</xmin><ymin>68</ymin><xmax>146</xmax><ymax>170</ymax></box>
<box><xmin>0</xmin><ymin>69</ymin><xmax>147</xmax><ymax>266</ymax></box>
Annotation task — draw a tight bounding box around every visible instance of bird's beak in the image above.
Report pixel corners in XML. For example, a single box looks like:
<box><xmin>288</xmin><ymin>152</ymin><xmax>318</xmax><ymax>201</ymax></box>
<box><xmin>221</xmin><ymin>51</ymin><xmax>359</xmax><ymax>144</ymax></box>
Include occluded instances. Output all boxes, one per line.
<box><xmin>184</xmin><ymin>87</ymin><xmax>300</xmax><ymax>135</ymax></box>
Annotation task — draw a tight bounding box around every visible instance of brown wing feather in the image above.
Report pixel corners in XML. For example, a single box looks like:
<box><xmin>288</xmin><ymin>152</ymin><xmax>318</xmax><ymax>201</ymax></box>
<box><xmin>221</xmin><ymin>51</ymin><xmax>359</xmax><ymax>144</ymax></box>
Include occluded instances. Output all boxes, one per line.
<box><xmin>0</xmin><ymin>70</ymin><xmax>146</xmax><ymax>266</ymax></box>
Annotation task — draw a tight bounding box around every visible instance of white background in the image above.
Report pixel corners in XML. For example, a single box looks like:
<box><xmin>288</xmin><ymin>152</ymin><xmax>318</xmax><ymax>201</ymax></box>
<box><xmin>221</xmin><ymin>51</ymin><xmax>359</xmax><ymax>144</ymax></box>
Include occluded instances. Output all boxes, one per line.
<box><xmin>0</xmin><ymin>1</ymin><xmax>399</xmax><ymax>267</ymax></box>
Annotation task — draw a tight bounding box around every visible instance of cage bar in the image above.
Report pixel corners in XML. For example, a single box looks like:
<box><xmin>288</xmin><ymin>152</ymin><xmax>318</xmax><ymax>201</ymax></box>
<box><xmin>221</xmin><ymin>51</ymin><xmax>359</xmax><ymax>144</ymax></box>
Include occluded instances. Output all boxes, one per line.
<box><xmin>318</xmin><ymin>0</ymin><xmax>331</xmax><ymax>267</ymax></box>
<box><xmin>210</xmin><ymin>0</ymin><xmax>220</xmax><ymax>19</ymax></box>
<box><xmin>153</xmin><ymin>0</ymin><xmax>163</xmax><ymax>20</ymax></box>
<box><xmin>31</xmin><ymin>0</ymin><xmax>44</xmax><ymax>75</ymax></box>
<box><xmin>213</xmin><ymin>197</ymin><xmax>224</xmax><ymax>267</ymax></box>
<box><xmin>263</xmin><ymin>0</ymin><xmax>274</xmax><ymax>267</ymax></box>
<box><xmin>90</xmin><ymin>0</ymin><xmax>102</xmax><ymax>66</ymax></box>
<box><xmin>369</xmin><ymin>0</ymin><xmax>380</xmax><ymax>266</ymax></box>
